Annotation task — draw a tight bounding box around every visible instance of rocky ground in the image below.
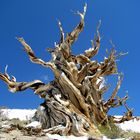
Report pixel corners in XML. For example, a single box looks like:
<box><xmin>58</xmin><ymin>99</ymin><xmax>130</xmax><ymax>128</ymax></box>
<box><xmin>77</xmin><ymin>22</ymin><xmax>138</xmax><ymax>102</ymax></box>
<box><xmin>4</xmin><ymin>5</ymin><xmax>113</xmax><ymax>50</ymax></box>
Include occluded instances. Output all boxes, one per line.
<box><xmin>0</xmin><ymin>108</ymin><xmax>140</xmax><ymax>140</ymax></box>
<box><xmin>0</xmin><ymin>130</ymin><xmax>50</xmax><ymax>140</ymax></box>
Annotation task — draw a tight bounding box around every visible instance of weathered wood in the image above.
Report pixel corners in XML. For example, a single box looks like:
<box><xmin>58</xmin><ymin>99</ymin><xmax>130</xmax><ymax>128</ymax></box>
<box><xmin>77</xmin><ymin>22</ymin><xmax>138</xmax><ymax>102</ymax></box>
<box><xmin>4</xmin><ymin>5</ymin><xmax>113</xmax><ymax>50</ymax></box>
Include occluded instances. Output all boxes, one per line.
<box><xmin>0</xmin><ymin>3</ymin><xmax>133</xmax><ymax>137</ymax></box>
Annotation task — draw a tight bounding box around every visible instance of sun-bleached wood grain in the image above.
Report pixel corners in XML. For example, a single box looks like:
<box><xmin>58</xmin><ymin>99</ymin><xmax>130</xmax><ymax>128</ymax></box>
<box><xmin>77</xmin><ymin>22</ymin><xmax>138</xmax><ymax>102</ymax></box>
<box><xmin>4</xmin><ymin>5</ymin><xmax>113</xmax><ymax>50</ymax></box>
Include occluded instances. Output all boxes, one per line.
<box><xmin>0</xmin><ymin>4</ymin><xmax>133</xmax><ymax>137</ymax></box>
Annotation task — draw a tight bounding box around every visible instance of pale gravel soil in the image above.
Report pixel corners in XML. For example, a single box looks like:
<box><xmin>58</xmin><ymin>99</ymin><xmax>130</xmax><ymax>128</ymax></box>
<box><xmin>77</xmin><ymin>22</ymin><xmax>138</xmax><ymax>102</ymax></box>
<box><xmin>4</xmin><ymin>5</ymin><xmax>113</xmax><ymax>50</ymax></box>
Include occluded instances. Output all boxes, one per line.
<box><xmin>1</xmin><ymin>109</ymin><xmax>139</xmax><ymax>140</ymax></box>
<box><xmin>0</xmin><ymin>130</ymin><xmax>50</xmax><ymax>140</ymax></box>
<box><xmin>0</xmin><ymin>130</ymin><xmax>101</xmax><ymax>140</ymax></box>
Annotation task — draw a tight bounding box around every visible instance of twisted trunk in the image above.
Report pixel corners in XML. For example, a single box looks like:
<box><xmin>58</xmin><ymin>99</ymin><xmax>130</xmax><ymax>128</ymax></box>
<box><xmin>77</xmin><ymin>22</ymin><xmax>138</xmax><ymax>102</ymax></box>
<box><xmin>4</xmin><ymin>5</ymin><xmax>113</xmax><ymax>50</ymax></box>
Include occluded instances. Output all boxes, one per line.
<box><xmin>0</xmin><ymin>4</ymin><xmax>133</xmax><ymax>137</ymax></box>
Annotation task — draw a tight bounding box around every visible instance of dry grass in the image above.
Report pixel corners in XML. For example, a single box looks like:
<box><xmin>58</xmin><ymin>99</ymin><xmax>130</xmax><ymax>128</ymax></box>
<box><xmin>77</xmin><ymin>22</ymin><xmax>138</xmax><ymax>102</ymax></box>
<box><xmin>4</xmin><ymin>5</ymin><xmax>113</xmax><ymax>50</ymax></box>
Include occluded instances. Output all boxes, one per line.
<box><xmin>98</xmin><ymin>122</ymin><xmax>140</xmax><ymax>139</ymax></box>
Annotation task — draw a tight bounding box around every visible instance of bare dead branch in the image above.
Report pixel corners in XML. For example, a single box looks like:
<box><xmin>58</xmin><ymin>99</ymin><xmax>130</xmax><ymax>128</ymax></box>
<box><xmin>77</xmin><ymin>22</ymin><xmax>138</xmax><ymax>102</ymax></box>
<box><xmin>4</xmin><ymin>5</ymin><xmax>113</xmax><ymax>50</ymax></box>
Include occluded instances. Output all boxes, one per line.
<box><xmin>17</xmin><ymin>37</ymin><xmax>50</xmax><ymax>67</ymax></box>
<box><xmin>84</xmin><ymin>20</ymin><xmax>101</xmax><ymax>59</ymax></box>
<box><xmin>0</xmin><ymin>72</ymin><xmax>45</xmax><ymax>94</ymax></box>
<box><xmin>103</xmin><ymin>74</ymin><xmax>123</xmax><ymax>112</ymax></box>
<box><xmin>58</xmin><ymin>20</ymin><xmax>65</xmax><ymax>44</ymax></box>
<box><xmin>65</xmin><ymin>3</ymin><xmax>87</xmax><ymax>46</ymax></box>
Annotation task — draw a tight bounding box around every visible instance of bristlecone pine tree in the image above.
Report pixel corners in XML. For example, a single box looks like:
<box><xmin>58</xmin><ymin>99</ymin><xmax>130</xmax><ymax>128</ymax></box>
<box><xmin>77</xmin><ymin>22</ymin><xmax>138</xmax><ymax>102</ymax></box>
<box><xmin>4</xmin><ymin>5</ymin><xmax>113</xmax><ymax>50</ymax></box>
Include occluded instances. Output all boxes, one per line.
<box><xmin>0</xmin><ymin>4</ymin><xmax>134</xmax><ymax>137</ymax></box>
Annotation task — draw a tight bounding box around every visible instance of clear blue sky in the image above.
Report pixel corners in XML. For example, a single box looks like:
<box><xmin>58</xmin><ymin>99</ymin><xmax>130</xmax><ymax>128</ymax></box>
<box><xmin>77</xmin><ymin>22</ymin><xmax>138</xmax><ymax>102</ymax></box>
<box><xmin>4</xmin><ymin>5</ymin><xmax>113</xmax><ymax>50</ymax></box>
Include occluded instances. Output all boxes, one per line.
<box><xmin>0</xmin><ymin>0</ymin><xmax>140</xmax><ymax>116</ymax></box>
